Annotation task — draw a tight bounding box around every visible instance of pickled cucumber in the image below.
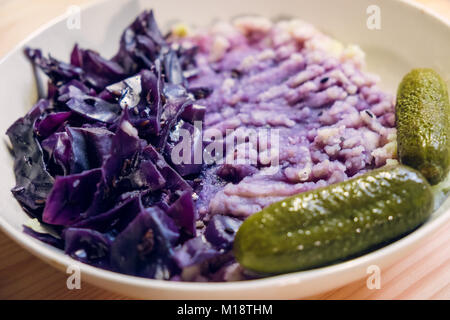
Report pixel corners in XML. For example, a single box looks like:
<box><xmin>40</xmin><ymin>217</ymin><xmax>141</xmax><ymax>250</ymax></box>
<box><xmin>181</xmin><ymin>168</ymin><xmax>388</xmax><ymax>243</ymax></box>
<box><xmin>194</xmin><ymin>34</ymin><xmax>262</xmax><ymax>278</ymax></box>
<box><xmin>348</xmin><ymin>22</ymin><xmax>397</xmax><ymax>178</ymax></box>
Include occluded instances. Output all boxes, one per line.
<box><xmin>233</xmin><ymin>165</ymin><xmax>433</xmax><ymax>274</ymax></box>
<box><xmin>396</xmin><ymin>68</ymin><xmax>450</xmax><ymax>185</ymax></box>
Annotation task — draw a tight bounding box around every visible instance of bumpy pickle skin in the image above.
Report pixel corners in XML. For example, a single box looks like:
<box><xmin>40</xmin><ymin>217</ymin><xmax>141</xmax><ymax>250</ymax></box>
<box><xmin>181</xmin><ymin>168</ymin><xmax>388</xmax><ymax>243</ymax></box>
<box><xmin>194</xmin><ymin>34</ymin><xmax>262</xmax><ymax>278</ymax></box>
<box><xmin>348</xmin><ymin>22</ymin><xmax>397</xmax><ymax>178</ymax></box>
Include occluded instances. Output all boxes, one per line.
<box><xmin>396</xmin><ymin>68</ymin><xmax>450</xmax><ymax>185</ymax></box>
<box><xmin>233</xmin><ymin>165</ymin><xmax>434</xmax><ymax>274</ymax></box>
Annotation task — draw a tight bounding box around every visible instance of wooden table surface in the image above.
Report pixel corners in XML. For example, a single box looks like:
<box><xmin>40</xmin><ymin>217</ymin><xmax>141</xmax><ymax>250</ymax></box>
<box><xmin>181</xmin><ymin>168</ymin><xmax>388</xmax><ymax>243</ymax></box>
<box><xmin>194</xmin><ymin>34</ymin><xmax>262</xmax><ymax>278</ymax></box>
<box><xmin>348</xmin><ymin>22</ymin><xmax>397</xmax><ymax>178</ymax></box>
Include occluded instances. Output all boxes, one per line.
<box><xmin>0</xmin><ymin>0</ymin><xmax>449</xmax><ymax>300</ymax></box>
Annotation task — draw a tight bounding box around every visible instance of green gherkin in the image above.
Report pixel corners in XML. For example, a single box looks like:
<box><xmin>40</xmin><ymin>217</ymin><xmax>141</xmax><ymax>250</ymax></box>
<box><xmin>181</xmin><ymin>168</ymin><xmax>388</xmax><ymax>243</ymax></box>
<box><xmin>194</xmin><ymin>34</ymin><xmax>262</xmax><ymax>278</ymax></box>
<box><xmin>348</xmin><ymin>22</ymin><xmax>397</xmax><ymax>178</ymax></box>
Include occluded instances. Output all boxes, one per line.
<box><xmin>234</xmin><ymin>165</ymin><xmax>433</xmax><ymax>274</ymax></box>
<box><xmin>396</xmin><ymin>68</ymin><xmax>450</xmax><ymax>185</ymax></box>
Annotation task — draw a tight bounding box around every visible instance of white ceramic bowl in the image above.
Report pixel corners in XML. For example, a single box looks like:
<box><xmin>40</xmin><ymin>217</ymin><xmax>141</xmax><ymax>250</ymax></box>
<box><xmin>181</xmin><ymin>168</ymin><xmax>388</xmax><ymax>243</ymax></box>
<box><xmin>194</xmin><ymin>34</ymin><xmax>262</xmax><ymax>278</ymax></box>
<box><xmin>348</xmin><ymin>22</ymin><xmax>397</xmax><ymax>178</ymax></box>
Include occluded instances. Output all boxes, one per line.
<box><xmin>0</xmin><ymin>0</ymin><xmax>449</xmax><ymax>299</ymax></box>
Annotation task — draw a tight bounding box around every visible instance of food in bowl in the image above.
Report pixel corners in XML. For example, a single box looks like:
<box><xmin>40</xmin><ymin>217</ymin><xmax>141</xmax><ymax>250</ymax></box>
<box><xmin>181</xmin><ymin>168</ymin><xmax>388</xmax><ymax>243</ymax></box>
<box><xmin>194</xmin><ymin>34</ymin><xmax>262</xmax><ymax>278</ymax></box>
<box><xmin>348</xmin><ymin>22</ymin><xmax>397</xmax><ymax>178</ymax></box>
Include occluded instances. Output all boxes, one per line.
<box><xmin>6</xmin><ymin>10</ymin><xmax>449</xmax><ymax>281</ymax></box>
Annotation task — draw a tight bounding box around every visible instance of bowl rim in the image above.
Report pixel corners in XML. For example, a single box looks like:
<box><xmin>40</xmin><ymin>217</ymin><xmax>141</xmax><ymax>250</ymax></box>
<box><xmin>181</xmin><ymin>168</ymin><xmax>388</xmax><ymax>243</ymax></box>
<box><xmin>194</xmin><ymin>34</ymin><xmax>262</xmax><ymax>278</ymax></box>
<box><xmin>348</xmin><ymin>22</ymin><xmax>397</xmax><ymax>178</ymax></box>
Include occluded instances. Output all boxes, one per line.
<box><xmin>0</xmin><ymin>0</ymin><xmax>449</xmax><ymax>293</ymax></box>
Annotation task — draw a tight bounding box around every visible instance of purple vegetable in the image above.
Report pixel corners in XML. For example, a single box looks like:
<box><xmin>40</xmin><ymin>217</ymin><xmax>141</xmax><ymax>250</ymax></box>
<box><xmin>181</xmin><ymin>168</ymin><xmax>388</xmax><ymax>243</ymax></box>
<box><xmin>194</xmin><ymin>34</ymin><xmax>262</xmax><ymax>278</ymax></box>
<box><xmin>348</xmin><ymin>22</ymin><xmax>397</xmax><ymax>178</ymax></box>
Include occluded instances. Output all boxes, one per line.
<box><xmin>171</xmin><ymin>215</ymin><xmax>241</xmax><ymax>271</ymax></box>
<box><xmin>158</xmin><ymin>101</ymin><xmax>193</xmax><ymax>151</ymax></box>
<box><xmin>188</xmin><ymin>87</ymin><xmax>213</xmax><ymax>100</ymax></box>
<box><xmin>165</xmin><ymin>120</ymin><xmax>203</xmax><ymax>176</ymax></box>
<box><xmin>112</xmin><ymin>10</ymin><xmax>167</xmax><ymax>74</ymax></box>
<box><xmin>103</xmin><ymin>110</ymin><xmax>143</xmax><ymax>183</ymax></box>
<box><xmin>110</xmin><ymin>205</ymin><xmax>179</xmax><ymax>278</ymax></box>
<box><xmin>142</xmin><ymin>145</ymin><xmax>193</xmax><ymax>192</ymax></box>
<box><xmin>166</xmin><ymin>190</ymin><xmax>197</xmax><ymax>236</ymax></box>
<box><xmin>63</xmin><ymin>85</ymin><xmax>121</xmax><ymax>123</ymax></box>
<box><xmin>173</xmin><ymin>237</ymin><xmax>219</xmax><ymax>269</ymax></box>
<box><xmin>123</xmin><ymin>158</ymin><xmax>167</xmax><ymax>191</ymax></box>
<box><xmin>163</xmin><ymin>50</ymin><xmax>185</xmax><ymax>86</ymax></box>
<box><xmin>64</xmin><ymin>228</ymin><xmax>111</xmax><ymax>268</ymax></box>
<box><xmin>24</xmin><ymin>48</ymin><xmax>82</xmax><ymax>84</ymax></box>
<box><xmin>137</xmin><ymin>67</ymin><xmax>163</xmax><ymax>136</ymax></box>
<box><xmin>8</xmin><ymin>9</ymin><xmax>214</xmax><ymax>280</ymax></box>
<box><xmin>204</xmin><ymin>215</ymin><xmax>242</xmax><ymax>250</ymax></box>
<box><xmin>84</xmin><ymin>110</ymin><xmax>143</xmax><ymax>216</ymax></box>
<box><xmin>23</xmin><ymin>226</ymin><xmax>64</xmax><ymax>249</ymax></box>
<box><xmin>108</xmin><ymin>69</ymin><xmax>164</xmax><ymax>137</ymax></box>
<box><xmin>47</xmin><ymin>81</ymin><xmax>59</xmax><ymax>100</ymax></box>
<box><xmin>7</xmin><ymin>99</ymin><xmax>54</xmax><ymax>215</ymax></box>
<box><xmin>70</xmin><ymin>127</ymin><xmax>114</xmax><ymax>168</ymax></box>
<box><xmin>41</xmin><ymin>132</ymin><xmax>72</xmax><ymax>175</ymax></box>
<box><xmin>180</xmin><ymin>104</ymin><xmax>206</xmax><ymax>123</ymax></box>
<box><xmin>216</xmin><ymin>164</ymin><xmax>258</xmax><ymax>183</ymax></box>
<box><xmin>57</xmin><ymin>79</ymin><xmax>94</xmax><ymax>101</ymax></box>
<box><xmin>66</xmin><ymin>127</ymin><xmax>90</xmax><ymax>174</ymax></box>
<box><xmin>70</xmin><ymin>44</ymin><xmax>127</xmax><ymax>90</ymax></box>
<box><xmin>43</xmin><ymin>168</ymin><xmax>102</xmax><ymax>225</ymax></box>
<box><xmin>72</xmin><ymin>194</ymin><xmax>141</xmax><ymax>234</ymax></box>
<box><xmin>35</xmin><ymin>111</ymin><xmax>71</xmax><ymax>139</ymax></box>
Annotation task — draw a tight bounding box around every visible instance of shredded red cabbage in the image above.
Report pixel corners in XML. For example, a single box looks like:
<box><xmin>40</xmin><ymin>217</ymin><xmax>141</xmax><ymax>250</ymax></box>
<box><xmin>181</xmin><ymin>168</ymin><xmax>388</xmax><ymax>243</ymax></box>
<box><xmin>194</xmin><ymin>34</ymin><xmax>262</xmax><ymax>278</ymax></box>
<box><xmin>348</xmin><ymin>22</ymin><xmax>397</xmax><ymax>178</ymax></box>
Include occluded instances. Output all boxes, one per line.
<box><xmin>7</xmin><ymin>10</ymin><xmax>240</xmax><ymax>281</ymax></box>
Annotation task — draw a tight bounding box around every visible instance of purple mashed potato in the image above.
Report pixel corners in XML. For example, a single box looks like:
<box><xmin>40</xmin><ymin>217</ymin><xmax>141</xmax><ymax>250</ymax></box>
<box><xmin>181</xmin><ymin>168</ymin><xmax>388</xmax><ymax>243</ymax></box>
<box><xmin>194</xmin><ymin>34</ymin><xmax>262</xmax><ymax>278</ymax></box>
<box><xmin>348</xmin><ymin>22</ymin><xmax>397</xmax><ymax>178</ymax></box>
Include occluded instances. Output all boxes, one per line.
<box><xmin>169</xmin><ymin>17</ymin><xmax>397</xmax><ymax>281</ymax></box>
